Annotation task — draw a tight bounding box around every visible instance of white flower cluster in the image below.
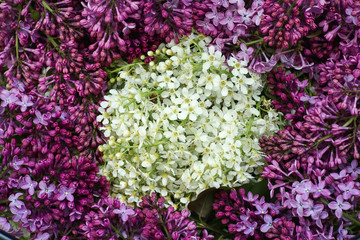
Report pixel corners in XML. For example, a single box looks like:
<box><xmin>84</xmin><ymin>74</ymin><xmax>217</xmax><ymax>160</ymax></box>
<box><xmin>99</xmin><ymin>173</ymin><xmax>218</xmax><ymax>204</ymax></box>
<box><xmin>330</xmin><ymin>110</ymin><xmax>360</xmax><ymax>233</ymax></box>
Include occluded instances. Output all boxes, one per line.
<box><xmin>97</xmin><ymin>33</ymin><xmax>282</xmax><ymax>208</ymax></box>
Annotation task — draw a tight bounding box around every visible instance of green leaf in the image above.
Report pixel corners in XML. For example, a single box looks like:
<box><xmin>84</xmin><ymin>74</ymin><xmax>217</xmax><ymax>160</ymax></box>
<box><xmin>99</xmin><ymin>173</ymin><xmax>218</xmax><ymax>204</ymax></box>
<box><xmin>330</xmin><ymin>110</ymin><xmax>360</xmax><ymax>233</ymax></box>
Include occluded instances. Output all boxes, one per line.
<box><xmin>188</xmin><ymin>188</ymin><xmax>217</xmax><ymax>220</ymax></box>
<box><xmin>240</xmin><ymin>179</ymin><xmax>272</xmax><ymax>201</ymax></box>
<box><xmin>30</xmin><ymin>9</ymin><xmax>41</xmax><ymax>22</ymax></box>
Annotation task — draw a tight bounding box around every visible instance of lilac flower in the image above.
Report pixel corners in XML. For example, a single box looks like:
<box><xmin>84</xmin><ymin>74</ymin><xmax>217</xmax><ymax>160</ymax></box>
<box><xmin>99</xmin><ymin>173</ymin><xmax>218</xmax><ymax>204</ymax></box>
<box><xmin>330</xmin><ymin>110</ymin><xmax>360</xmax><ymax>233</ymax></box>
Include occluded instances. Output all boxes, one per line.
<box><xmin>33</xmin><ymin>110</ymin><xmax>49</xmax><ymax>126</ymax></box>
<box><xmin>20</xmin><ymin>175</ymin><xmax>38</xmax><ymax>195</ymax></box>
<box><xmin>330</xmin><ymin>169</ymin><xmax>348</xmax><ymax>180</ymax></box>
<box><xmin>57</xmin><ymin>185</ymin><xmax>75</xmax><ymax>202</ymax></box>
<box><xmin>0</xmin><ymin>217</ymin><xmax>11</xmax><ymax>232</ymax></box>
<box><xmin>260</xmin><ymin>214</ymin><xmax>274</xmax><ymax>233</ymax></box>
<box><xmin>212</xmin><ymin>0</ymin><xmax>229</xmax><ymax>8</ymax></box>
<box><xmin>315</xmin><ymin>210</ymin><xmax>329</xmax><ymax>228</ymax></box>
<box><xmin>35</xmin><ymin>232</ymin><xmax>50</xmax><ymax>240</ymax></box>
<box><xmin>9</xmin><ymin>155</ymin><xmax>24</xmax><ymax>171</ymax></box>
<box><xmin>296</xmin><ymin>180</ymin><xmax>315</xmax><ymax>200</ymax></box>
<box><xmin>22</xmin><ymin>219</ymin><xmax>37</xmax><ymax>232</ymax></box>
<box><xmin>17</xmin><ymin>95</ymin><xmax>33</xmax><ymax>112</ymax></box>
<box><xmin>338</xmin><ymin>181</ymin><xmax>360</xmax><ymax>200</ymax></box>
<box><xmin>196</xmin><ymin>19</ymin><xmax>216</xmax><ymax>35</ymax></box>
<box><xmin>243</xmin><ymin>191</ymin><xmax>258</xmax><ymax>202</ymax></box>
<box><xmin>9</xmin><ymin>193</ymin><xmax>24</xmax><ymax>208</ymax></box>
<box><xmin>337</xmin><ymin>223</ymin><xmax>349</xmax><ymax>240</ymax></box>
<box><xmin>243</xmin><ymin>221</ymin><xmax>257</xmax><ymax>236</ymax></box>
<box><xmin>69</xmin><ymin>210</ymin><xmax>82</xmax><ymax>222</ymax></box>
<box><xmin>205</xmin><ymin>7</ymin><xmax>223</xmax><ymax>26</ymax></box>
<box><xmin>235</xmin><ymin>43</ymin><xmax>254</xmax><ymax>62</ymax></box>
<box><xmin>345</xmin><ymin>8</ymin><xmax>359</xmax><ymax>26</ymax></box>
<box><xmin>10</xmin><ymin>205</ymin><xmax>31</xmax><ymax>222</ymax></box>
<box><xmin>346</xmin><ymin>160</ymin><xmax>360</xmax><ymax>179</ymax></box>
<box><xmin>37</xmin><ymin>181</ymin><xmax>56</xmax><ymax>198</ymax></box>
<box><xmin>290</xmin><ymin>195</ymin><xmax>311</xmax><ymax>217</ymax></box>
<box><xmin>113</xmin><ymin>203</ymin><xmax>135</xmax><ymax>222</ymax></box>
<box><xmin>303</xmin><ymin>202</ymin><xmax>324</xmax><ymax>220</ymax></box>
<box><xmin>235</xmin><ymin>222</ymin><xmax>246</xmax><ymax>232</ymax></box>
<box><xmin>0</xmin><ymin>89</ymin><xmax>20</xmax><ymax>107</ymax></box>
<box><xmin>201</xmin><ymin>229</ymin><xmax>215</xmax><ymax>240</ymax></box>
<box><xmin>254</xmin><ymin>203</ymin><xmax>268</xmax><ymax>215</ymax></box>
<box><xmin>219</xmin><ymin>10</ymin><xmax>240</xmax><ymax>31</ymax></box>
<box><xmin>328</xmin><ymin>196</ymin><xmax>351</xmax><ymax>218</ymax></box>
<box><xmin>312</xmin><ymin>180</ymin><xmax>331</xmax><ymax>198</ymax></box>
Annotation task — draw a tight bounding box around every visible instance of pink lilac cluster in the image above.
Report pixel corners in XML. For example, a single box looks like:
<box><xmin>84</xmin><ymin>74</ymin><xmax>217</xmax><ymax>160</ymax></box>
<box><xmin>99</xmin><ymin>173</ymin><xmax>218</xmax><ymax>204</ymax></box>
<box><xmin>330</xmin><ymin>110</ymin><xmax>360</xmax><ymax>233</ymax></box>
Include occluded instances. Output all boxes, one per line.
<box><xmin>266</xmin><ymin>67</ymin><xmax>308</xmax><ymax>123</ymax></box>
<box><xmin>80</xmin><ymin>0</ymin><xmax>202</xmax><ymax>64</ymax></box>
<box><xmin>0</xmin><ymin>1</ymin><xmax>109</xmax><ymax>239</ymax></box>
<box><xmin>0</xmin><ymin>85</ymin><xmax>111</xmax><ymax>238</ymax></box>
<box><xmin>79</xmin><ymin>193</ymin><xmax>214</xmax><ymax>240</ymax></box>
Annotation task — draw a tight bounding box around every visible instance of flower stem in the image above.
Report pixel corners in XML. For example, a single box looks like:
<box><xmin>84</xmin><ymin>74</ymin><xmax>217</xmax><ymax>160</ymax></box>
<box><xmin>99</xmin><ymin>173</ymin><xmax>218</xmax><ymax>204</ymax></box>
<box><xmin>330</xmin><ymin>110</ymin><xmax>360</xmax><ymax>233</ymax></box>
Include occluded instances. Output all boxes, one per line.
<box><xmin>111</xmin><ymin>224</ymin><xmax>126</xmax><ymax>239</ymax></box>
<box><xmin>15</xmin><ymin>35</ymin><xmax>19</xmax><ymax>61</ymax></box>
<box><xmin>15</xmin><ymin>6</ymin><xmax>22</xmax><ymax>62</ymax></box>
<box><xmin>306</xmin><ymin>30</ymin><xmax>322</xmax><ymax>39</ymax></box>
<box><xmin>42</xmin><ymin>0</ymin><xmax>54</xmax><ymax>13</ymax></box>
<box><xmin>245</xmin><ymin>38</ymin><xmax>264</xmax><ymax>46</ymax></box>
<box><xmin>159</xmin><ymin>215</ymin><xmax>171</xmax><ymax>239</ymax></box>
<box><xmin>210</xmin><ymin>66</ymin><xmax>230</xmax><ymax>75</ymax></box>
<box><xmin>245</xmin><ymin>96</ymin><xmax>263</xmax><ymax>138</ymax></box>
<box><xmin>343</xmin><ymin>116</ymin><xmax>356</xmax><ymax>127</ymax></box>
<box><xmin>46</xmin><ymin>34</ymin><xmax>58</xmax><ymax>48</ymax></box>
<box><xmin>287</xmin><ymin>0</ymin><xmax>299</xmax><ymax>15</ymax></box>
<box><xmin>0</xmin><ymin>199</ymin><xmax>9</xmax><ymax>204</ymax></box>
<box><xmin>109</xmin><ymin>62</ymin><xmax>145</xmax><ymax>73</ymax></box>
<box><xmin>314</xmin><ymin>134</ymin><xmax>333</xmax><ymax>147</ymax></box>
<box><xmin>343</xmin><ymin>212</ymin><xmax>360</xmax><ymax>226</ymax></box>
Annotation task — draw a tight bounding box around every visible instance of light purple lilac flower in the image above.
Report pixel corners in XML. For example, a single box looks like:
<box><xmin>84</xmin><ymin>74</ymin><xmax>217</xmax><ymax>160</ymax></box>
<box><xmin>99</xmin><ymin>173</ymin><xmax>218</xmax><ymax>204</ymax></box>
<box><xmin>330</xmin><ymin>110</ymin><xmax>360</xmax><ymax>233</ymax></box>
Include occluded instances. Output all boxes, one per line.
<box><xmin>9</xmin><ymin>193</ymin><xmax>24</xmax><ymax>208</ymax></box>
<box><xmin>328</xmin><ymin>196</ymin><xmax>351</xmax><ymax>218</ymax></box>
<box><xmin>290</xmin><ymin>195</ymin><xmax>311</xmax><ymax>217</ymax></box>
<box><xmin>0</xmin><ymin>89</ymin><xmax>20</xmax><ymax>107</ymax></box>
<box><xmin>296</xmin><ymin>180</ymin><xmax>315</xmax><ymax>200</ymax></box>
<box><xmin>346</xmin><ymin>160</ymin><xmax>360</xmax><ymax>179</ymax></box>
<box><xmin>260</xmin><ymin>214</ymin><xmax>274</xmax><ymax>233</ymax></box>
<box><xmin>113</xmin><ymin>203</ymin><xmax>136</xmax><ymax>222</ymax></box>
<box><xmin>35</xmin><ymin>232</ymin><xmax>50</xmax><ymax>240</ymax></box>
<box><xmin>10</xmin><ymin>205</ymin><xmax>31</xmax><ymax>222</ymax></box>
<box><xmin>219</xmin><ymin>10</ymin><xmax>241</xmax><ymax>31</ymax></box>
<box><xmin>244</xmin><ymin>221</ymin><xmax>257</xmax><ymax>236</ymax></box>
<box><xmin>20</xmin><ymin>175</ymin><xmax>38</xmax><ymax>195</ymax></box>
<box><xmin>0</xmin><ymin>217</ymin><xmax>11</xmax><ymax>232</ymax></box>
<box><xmin>205</xmin><ymin>7</ymin><xmax>223</xmax><ymax>27</ymax></box>
<box><xmin>10</xmin><ymin>156</ymin><xmax>24</xmax><ymax>171</ymax></box>
<box><xmin>33</xmin><ymin>110</ymin><xmax>49</xmax><ymax>126</ymax></box>
<box><xmin>17</xmin><ymin>95</ymin><xmax>33</xmax><ymax>112</ymax></box>
<box><xmin>338</xmin><ymin>181</ymin><xmax>360</xmax><ymax>200</ymax></box>
<box><xmin>37</xmin><ymin>181</ymin><xmax>56</xmax><ymax>198</ymax></box>
<box><xmin>312</xmin><ymin>180</ymin><xmax>331</xmax><ymax>198</ymax></box>
<box><xmin>57</xmin><ymin>185</ymin><xmax>75</xmax><ymax>202</ymax></box>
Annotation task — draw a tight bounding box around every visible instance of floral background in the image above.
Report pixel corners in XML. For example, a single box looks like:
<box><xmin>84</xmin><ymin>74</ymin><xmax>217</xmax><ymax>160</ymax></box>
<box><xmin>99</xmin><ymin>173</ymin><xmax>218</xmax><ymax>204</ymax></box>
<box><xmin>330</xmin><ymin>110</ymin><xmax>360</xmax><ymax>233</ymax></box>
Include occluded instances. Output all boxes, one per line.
<box><xmin>1</xmin><ymin>0</ymin><xmax>360</xmax><ymax>239</ymax></box>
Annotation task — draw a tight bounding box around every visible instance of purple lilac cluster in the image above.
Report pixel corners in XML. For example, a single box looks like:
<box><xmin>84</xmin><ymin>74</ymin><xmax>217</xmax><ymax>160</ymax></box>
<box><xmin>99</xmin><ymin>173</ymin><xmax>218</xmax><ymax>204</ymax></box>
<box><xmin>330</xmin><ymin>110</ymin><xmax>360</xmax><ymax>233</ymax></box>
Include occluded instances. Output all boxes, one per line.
<box><xmin>0</xmin><ymin>1</ymin><xmax>214</xmax><ymax>239</ymax></box>
<box><xmin>213</xmin><ymin>189</ymin><xmax>296</xmax><ymax>240</ymax></box>
<box><xmin>195</xmin><ymin>0</ymin><xmax>360</xmax><ymax>73</ymax></box>
<box><xmin>80</xmin><ymin>0</ymin><xmax>203</xmax><ymax>64</ymax></box>
<box><xmin>266</xmin><ymin>67</ymin><xmax>308</xmax><ymax>123</ymax></box>
<box><xmin>210</xmin><ymin>1</ymin><xmax>360</xmax><ymax>239</ymax></box>
<box><xmin>0</xmin><ymin>0</ymin><xmax>109</xmax><ymax>239</ymax></box>
<box><xmin>79</xmin><ymin>193</ymin><xmax>214</xmax><ymax>240</ymax></box>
